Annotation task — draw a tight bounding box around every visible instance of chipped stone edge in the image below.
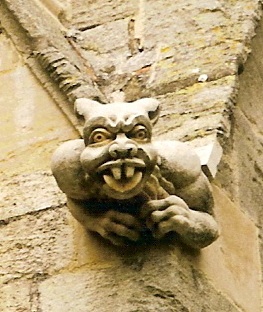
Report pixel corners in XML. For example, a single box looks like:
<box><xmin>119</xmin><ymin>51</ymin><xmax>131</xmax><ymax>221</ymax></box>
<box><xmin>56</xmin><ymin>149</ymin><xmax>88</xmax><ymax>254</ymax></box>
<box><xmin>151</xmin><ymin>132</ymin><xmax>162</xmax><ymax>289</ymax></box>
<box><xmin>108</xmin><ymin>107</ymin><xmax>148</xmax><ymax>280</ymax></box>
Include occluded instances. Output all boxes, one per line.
<box><xmin>195</xmin><ymin>141</ymin><xmax>223</xmax><ymax>179</ymax></box>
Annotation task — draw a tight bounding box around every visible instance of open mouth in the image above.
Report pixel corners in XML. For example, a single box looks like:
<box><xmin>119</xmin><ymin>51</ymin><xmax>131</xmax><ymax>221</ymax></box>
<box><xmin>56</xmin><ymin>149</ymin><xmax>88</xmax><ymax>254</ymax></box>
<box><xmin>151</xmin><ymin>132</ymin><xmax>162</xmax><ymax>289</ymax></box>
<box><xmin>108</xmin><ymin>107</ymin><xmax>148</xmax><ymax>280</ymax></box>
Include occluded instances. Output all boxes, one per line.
<box><xmin>97</xmin><ymin>159</ymin><xmax>145</xmax><ymax>193</ymax></box>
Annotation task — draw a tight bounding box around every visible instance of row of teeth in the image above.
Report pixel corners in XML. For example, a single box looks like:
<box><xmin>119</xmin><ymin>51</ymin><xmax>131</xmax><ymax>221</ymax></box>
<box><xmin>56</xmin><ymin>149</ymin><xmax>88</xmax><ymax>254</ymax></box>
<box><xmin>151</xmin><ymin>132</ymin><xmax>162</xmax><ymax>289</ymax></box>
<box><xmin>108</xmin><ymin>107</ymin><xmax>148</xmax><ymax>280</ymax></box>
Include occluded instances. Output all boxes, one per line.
<box><xmin>111</xmin><ymin>165</ymin><xmax>135</xmax><ymax>180</ymax></box>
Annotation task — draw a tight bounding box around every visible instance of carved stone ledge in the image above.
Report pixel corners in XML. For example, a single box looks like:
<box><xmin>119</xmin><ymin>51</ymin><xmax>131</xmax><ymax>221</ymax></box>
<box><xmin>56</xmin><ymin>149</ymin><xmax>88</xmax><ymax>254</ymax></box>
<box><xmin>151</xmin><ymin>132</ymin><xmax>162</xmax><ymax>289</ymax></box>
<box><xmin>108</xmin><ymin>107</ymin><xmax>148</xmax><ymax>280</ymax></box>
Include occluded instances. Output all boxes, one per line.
<box><xmin>194</xmin><ymin>141</ymin><xmax>223</xmax><ymax>179</ymax></box>
<box><xmin>0</xmin><ymin>0</ymin><xmax>105</xmax><ymax>105</ymax></box>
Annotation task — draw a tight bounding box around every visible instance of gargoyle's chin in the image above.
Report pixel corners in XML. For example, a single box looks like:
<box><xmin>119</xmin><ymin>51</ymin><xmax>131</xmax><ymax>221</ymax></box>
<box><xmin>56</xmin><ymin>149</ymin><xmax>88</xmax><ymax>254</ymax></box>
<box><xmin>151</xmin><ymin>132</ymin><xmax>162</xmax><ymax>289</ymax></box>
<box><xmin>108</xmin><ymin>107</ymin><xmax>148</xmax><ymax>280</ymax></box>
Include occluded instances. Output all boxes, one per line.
<box><xmin>102</xmin><ymin>171</ymin><xmax>143</xmax><ymax>199</ymax></box>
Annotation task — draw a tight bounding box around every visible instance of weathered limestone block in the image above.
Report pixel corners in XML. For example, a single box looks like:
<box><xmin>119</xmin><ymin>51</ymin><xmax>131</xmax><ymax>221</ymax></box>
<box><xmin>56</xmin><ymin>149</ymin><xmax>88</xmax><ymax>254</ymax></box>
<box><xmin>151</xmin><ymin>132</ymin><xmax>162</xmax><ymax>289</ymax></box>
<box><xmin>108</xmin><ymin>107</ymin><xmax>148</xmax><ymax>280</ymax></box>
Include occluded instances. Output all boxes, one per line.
<box><xmin>38</xmin><ymin>0</ymin><xmax>72</xmax><ymax>23</ymax></box>
<box><xmin>0</xmin><ymin>171</ymin><xmax>66</xmax><ymax>219</ymax></box>
<box><xmin>153</xmin><ymin>76</ymin><xmax>236</xmax><ymax>144</ymax></box>
<box><xmin>71</xmin><ymin>0</ymin><xmax>139</xmax><ymax>30</ymax></box>
<box><xmin>0</xmin><ymin>0</ymin><xmax>105</xmax><ymax>103</ymax></box>
<box><xmin>0</xmin><ymin>280</ymin><xmax>31</xmax><ymax>312</ymax></box>
<box><xmin>0</xmin><ymin>207</ymin><xmax>74</xmax><ymax>284</ymax></box>
<box><xmin>196</xmin><ymin>186</ymin><xmax>262</xmax><ymax>312</ymax></box>
<box><xmin>0</xmin><ymin>32</ymin><xmax>78</xmax><ymax>176</ymax></box>
<box><xmin>38</xmin><ymin>243</ymin><xmax>241</xmax><ymax>312</ymax></box>
<box><xmin>216</xmin><ymin>15</ymin><xmax>263</xmax><ymax>228</ymax></box>
<box><xmin>0</xmin><ymin>32</ymin><xmax>21</xmax><ymax>72</ymax></box>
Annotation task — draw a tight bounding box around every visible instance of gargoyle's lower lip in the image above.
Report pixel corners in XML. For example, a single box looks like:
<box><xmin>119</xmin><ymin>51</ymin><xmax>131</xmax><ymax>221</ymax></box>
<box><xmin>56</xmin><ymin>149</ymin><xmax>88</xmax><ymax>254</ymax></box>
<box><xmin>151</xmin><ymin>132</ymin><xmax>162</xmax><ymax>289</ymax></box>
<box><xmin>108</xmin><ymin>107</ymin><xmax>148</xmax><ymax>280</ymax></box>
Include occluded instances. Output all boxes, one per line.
<box><xmin>103</xmin><ymin>171</ymin><xmax>143</xmax><ymax>193</ymax></box>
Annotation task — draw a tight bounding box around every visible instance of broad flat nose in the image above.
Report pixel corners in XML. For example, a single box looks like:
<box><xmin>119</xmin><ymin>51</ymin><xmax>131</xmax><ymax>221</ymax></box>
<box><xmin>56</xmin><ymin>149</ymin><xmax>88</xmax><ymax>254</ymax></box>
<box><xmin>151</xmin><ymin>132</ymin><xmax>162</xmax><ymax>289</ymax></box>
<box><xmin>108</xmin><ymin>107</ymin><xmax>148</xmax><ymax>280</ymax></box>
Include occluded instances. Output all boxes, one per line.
<box><xmin>109</xmin><ymin>134</ymin><xmax>138</xmax><ymax>158</ymax></box>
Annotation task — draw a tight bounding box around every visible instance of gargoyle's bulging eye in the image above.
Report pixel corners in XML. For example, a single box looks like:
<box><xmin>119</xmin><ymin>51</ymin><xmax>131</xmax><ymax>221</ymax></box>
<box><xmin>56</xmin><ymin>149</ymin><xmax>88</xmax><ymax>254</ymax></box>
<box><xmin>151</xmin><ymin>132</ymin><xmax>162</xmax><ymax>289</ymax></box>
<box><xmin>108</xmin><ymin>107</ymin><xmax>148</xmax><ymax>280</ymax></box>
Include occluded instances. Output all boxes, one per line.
<box><xmin>89</xmin><ymin>128</ymin><xmax>113</xmax><ymax>144</ymax></box>
<box><xmin>129</xmin><ymin>125</ymin><xmax>149</xmax><ymax>141</ymax></box>
<box><xmin>135</xmin><ymin>129</ymin><xmax>147</xmax><ymax>140</ymax></box>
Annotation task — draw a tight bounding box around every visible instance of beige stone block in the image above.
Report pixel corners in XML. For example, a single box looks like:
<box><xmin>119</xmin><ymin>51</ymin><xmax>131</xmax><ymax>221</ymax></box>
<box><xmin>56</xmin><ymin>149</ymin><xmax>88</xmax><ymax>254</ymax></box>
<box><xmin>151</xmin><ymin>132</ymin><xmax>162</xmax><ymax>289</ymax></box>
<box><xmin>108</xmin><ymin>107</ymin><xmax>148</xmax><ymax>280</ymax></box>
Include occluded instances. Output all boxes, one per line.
<box><xmin>38</xmin><ymin>243</ymin><xmax>240</xmax><ymax>312</ymax></box>
<box><xmin>194</xmin><ymin>185</ymin><xmax>262</xmax><ymax>312</ymax></box>
<box><xmin>71</xmin><ymin>0</ymin><xmax>138</xmax><ymax>30</ymax></box>
<box><xmin>153</xmin><ymin>76</ymin><xmax>235</xmax><ymax>142</ymax></box>
<box><xmin>0</xmin><ymin>171</ymin><xmax>66</xmax><ymax>219</ymax></box>
<box><xmin>0</xmin><ymin>34</ymin><xmax>21</xmax><ymax>72</ymax></box>
<box><xmin>0</xmin><ymin>207</ymin><xmax>74</xmax><ymax>283</ymax></box>
<box><xmin>0</xmin><ymin>65</ymin><xmax>78</xmax><ymax>176</ymax></box>
<box><xmin>0</xmin><ymin>280</ymin><xmax>31</xmax><ymax>312</ymax></box>
<box><xmin>69</xmin><ymin>217</ymin><xmax>122</xmax><ymax>269</ymax></box>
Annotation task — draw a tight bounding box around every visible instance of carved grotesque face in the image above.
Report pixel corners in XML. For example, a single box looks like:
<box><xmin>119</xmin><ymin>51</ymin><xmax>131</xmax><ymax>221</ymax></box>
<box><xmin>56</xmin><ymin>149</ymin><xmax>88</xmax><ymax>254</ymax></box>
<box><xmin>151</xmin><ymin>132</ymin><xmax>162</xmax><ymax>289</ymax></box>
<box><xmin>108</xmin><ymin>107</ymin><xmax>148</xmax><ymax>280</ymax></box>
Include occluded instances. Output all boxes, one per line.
<box><xmin>75</xmin><ymin>98</ymin><xmax>160</xmax><ymax>200</ymax></box>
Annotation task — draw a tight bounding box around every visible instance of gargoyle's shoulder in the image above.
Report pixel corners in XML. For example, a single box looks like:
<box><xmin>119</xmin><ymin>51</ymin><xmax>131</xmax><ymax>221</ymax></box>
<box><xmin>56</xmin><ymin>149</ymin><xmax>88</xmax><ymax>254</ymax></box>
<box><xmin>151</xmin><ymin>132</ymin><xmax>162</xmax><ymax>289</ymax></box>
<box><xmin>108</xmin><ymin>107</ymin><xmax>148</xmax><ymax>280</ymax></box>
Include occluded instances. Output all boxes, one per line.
<box><xmin>153</xmin><ymin>140</ymin><xmax>202</xmax><ymax>187</ymax></box>
<box><xmin>51</xmin><ymin>139</ymin><xmax>85</xmax><ymax>166</ymax></box>
<box><xmin>51</xmin><ymin>139</ymin><xmax>90</xmax><ymax>199</ymax></box>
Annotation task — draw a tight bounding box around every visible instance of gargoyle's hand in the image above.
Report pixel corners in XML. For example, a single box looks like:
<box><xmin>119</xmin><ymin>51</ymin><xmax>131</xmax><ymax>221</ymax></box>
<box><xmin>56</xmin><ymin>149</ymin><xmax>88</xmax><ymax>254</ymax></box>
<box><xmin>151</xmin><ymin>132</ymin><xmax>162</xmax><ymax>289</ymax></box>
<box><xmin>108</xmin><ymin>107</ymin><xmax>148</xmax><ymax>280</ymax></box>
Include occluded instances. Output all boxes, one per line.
<box><xmin>141</xmin><ymin>195</ymin><xmax>219</xmax><ymax>248</ymax></box>
<box><xmin>96</xmin><ymin>210</ymin><xmax>143</xmax><ymax>246</ymax></box>
<box><xmin>141</xmin><ymin>195</ymin><xmax>195</xmax><ymax>239</ymax></box>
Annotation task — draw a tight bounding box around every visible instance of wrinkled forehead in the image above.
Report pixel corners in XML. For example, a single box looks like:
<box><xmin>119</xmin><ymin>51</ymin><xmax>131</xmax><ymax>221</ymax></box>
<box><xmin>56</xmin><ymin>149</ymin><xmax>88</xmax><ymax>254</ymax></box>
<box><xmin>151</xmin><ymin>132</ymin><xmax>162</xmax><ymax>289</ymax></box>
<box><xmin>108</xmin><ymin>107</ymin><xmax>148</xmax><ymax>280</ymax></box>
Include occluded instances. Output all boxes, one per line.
<box><xmin>85</xmin><ymin>103</ymin><xmax>151</xmax><ymax>131</ymax></box>
<box><xmin>90</xmin><ymin>103</ymin><xmax>147</xmax><ymax>119</ymax></box>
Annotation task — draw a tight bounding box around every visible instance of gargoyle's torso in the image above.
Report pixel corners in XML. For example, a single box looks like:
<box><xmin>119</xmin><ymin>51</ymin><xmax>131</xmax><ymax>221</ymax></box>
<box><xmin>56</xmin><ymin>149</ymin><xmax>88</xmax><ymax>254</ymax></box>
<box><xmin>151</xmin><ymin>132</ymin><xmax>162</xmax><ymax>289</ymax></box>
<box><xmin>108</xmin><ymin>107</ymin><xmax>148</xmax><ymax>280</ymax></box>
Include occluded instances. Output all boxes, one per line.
<box><xmin>51</xmin><ymin>98</ymin><xmax>218</xmax><ymax>248</ymax></box>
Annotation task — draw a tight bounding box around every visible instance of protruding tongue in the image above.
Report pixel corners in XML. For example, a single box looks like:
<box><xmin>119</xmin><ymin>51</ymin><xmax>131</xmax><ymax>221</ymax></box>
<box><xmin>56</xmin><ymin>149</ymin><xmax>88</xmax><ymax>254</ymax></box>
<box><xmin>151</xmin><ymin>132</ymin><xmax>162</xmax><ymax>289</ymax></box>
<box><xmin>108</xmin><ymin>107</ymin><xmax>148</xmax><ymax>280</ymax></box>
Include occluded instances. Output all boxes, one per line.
<box><xmin>103</xmin><ymin>171</ymin><xmax>142</xmax><ymax>193</ymax></box>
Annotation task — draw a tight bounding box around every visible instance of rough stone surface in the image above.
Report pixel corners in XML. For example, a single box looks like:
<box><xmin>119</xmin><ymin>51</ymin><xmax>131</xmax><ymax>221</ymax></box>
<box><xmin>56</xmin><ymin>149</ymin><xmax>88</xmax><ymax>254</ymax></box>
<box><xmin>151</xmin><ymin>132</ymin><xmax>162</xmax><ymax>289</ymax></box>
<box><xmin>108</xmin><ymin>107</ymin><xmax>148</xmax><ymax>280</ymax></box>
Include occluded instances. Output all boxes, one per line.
<box><xmin>71</xmin><ymin>0</ymin><xmax>138</xmax><ymax>30</ymax></box>
<box><xmin>0</xmin><ymin>206</ymin><xmax>74</xmax><ymax>284</ymax></box>
<box><xmin>63</xmin><ymin>0</ymin><xmax>261</xmax><ymax>159</ymax></box>
<box><xmin>38</xmin><ymin>243</ymin><xmax>241</xmax><ymax>312</ymax></box>
<box><xmin>196</xmin><ymin>186</ymin><xmax>261</xmax><ymax>312</ymax></box>
<box><xmin>0</xmin><ymin>171</ymin><xmax>66</xmax><ymax>219</ymax></box>
<box><xmin>0</xmin><ymin>32</ymin><xmax>78</xmax><ymax>176</ymax></box>
<box><xmin>1</xmin><ymin>0</ymin><xmax>262</xmax><ymax>151</ymax></box>
<box><xmin>216</xmin><ymin>13</ymin><xmax>263</xmax><ymax>220</ymax></box>
<box><xmin>35</xmin><ymin>185</ymin><xmax>260</xmax><ymax>312</ymax></box>
<box><xmin>215</xmin><ymin>14</ymin><xmax>263</xmax><ymax>276</ymax></box>
<box><xmin>0</xmin><ymin>0</ymin><xmax>105</xmax><ymax>104</ymax></box>
<box><xmin>0</xmin><ymin>279</ymin><xmax>31</xmax><ymax>312</ymax></box>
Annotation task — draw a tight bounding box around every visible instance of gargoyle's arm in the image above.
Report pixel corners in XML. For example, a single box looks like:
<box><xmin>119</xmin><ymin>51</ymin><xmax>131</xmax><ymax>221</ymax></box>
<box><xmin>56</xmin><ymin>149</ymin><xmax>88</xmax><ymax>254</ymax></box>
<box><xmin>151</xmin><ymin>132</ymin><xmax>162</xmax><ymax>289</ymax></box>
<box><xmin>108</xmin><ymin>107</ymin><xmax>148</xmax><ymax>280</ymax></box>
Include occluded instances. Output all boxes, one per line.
<box><xmin>51</xmin><ymin>139</ymin><xmax>89</xmax><ymax>200</ymax></box>
<box><xmin>154</xmin><ymin>140</ymin><xmax>214</xmax><ymax>214</ymax></box>
<box><xmin>144</xmin><ymin>140</ymin><xmax>219</xmax><ymax>248</ymax></box>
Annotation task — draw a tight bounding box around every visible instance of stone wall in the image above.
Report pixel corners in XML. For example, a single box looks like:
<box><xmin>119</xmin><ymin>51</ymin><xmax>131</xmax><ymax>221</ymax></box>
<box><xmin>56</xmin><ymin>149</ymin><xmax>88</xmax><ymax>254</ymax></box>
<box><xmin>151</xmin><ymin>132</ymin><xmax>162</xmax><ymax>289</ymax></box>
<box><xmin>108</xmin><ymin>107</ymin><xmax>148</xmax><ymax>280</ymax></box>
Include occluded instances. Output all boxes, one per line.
<box><xmin>216</xmin><ymin>13</ymin><xmax>263</xmax><ymax>269</ymax></box>
<box><xmin>0</xmin><ymin>1</ymin><xmax>263</xmax><ymax>311</ymax></box>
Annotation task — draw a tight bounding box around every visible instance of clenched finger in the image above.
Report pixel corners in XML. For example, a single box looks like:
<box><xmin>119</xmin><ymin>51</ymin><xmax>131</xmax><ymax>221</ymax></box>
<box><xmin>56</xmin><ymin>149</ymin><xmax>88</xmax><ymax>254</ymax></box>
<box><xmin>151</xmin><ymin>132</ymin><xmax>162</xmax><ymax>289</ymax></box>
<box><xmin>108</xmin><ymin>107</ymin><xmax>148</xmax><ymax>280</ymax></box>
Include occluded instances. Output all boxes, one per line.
<box><xmin>105</xmin><ymin>222</ymin><xmax>140</xmax><ymax>241</ymax></box>
<box><xmin>106</xmin><ymin>210</ymin><xmax>142</xmax><ymax>230</ymax></box>
<box><xmin>155</xmin><ymin>215</ymin><xmax>190</xmax><ymax>238</ymax></box>
<box><xmin>151</xmin><ymin>205</ymin><xmax>189</xmax><ymax>223</ymax></box>
<box><xmin>140</xmin><ymin>196</ymin><xmax>188</xmax><ymax>218</ymax></box>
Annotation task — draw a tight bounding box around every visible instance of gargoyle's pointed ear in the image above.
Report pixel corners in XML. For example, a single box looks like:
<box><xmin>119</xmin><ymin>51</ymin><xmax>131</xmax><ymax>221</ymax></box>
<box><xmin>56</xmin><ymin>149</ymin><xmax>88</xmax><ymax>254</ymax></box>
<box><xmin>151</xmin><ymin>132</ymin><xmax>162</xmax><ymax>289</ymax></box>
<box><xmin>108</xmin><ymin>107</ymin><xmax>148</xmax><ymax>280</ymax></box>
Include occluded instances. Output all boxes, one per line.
<box><xmin>134</xmin><ymin>98</ymin><xmax>160</xmax><ymax>125</ymax></box>
<box><xmin>74</xmin><ymin>98</ymin><xmax>102</xmax><ymax>120</ymax></box>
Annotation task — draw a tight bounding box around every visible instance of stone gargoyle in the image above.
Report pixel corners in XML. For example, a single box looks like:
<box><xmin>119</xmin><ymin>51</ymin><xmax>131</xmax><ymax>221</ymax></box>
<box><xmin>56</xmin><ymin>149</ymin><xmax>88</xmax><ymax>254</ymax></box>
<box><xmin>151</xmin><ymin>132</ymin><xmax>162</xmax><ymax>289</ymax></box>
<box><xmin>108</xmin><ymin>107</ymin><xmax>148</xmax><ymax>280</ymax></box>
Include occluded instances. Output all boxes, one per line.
<box><xmin>51</xmin><ymin>98</ymin><xmax>219</xmax><ymax>248</ymax></box>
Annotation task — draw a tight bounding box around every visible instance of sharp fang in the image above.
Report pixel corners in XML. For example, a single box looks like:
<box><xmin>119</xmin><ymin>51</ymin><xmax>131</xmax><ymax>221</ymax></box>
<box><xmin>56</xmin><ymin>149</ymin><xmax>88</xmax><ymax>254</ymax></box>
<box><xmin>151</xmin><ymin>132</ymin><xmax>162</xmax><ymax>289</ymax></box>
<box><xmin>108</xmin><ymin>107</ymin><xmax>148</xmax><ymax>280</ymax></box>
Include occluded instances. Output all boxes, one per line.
<box><xmin>125</xmin><ymin>165</ymin><xmax>135</xmax><ymax>178</ymax></box>
<box><xmin>111</xmin><ymin>167</ymin><xmax>121</xmax><ymax>180</ymax></box>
